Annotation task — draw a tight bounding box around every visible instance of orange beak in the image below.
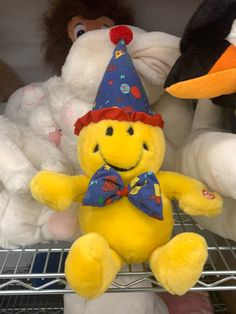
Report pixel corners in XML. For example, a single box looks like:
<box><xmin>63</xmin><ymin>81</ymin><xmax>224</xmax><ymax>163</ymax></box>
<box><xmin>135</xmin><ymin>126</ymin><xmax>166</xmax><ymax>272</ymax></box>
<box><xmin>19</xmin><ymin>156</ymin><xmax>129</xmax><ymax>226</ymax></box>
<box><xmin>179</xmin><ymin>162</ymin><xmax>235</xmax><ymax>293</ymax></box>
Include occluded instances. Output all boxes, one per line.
<box><xmin>166</xmin><ymin>44</ymin><xmax>236</xmax><ymax>99</ymax></box>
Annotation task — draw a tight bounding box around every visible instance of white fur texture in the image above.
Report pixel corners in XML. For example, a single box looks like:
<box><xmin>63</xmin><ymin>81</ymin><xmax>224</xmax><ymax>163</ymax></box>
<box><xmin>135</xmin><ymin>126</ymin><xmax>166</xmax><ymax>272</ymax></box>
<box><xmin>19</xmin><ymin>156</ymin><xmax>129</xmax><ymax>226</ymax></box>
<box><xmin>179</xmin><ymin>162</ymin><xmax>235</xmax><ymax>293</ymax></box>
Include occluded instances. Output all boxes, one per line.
<box><xmin>64</xmin><ymin>265</ymin><xmax>168</xmax><ymax>314</ymax></box>
<box><xmin>227</xmin><ymin>19</ymin><xmax>236</xmax><ymax>45</ymax></box>
<box><xmin>64</xmin><ymin>291</ymin><xmax>168</xmax><ymax>314</ymax></box>
<box><xmin>175</xmin><ymin>99</ymin><xmax>236</xmax><ymax>240</ymax></box>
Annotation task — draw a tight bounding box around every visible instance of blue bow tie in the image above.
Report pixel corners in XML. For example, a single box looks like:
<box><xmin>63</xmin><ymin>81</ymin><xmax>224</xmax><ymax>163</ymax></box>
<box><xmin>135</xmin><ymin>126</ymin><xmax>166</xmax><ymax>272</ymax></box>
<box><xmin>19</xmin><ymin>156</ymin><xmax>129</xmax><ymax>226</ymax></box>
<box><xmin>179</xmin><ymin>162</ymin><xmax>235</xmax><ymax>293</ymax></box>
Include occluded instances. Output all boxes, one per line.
<box><xmin>83</xmin><ymin>165</ymin><xmax>163</xmax><ymax>220</ymax></box>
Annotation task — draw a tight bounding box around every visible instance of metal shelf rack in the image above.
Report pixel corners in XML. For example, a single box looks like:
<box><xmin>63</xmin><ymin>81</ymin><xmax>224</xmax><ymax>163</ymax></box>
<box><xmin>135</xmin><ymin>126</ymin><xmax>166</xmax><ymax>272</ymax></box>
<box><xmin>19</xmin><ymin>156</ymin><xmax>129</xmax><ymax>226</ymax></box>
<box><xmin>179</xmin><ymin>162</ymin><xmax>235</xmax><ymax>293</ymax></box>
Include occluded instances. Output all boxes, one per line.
<box><xmin>0</xmin><ymin>204</ymin><xmax>234</xmax><ymax>313</ymax></box>
<box><xmin>0</xmin><ymin>205</ymin><xmax>235</xmax><ymax>296</ymax></box>
<box><xmin>0</xmin><ymin>295</ymin><xmax>64</xmax><ymax>314</ymax></box>
<box><xmin>0</xmin><ymin>293</ymin><xmax>231</xmax><ymax>314</ymax></box>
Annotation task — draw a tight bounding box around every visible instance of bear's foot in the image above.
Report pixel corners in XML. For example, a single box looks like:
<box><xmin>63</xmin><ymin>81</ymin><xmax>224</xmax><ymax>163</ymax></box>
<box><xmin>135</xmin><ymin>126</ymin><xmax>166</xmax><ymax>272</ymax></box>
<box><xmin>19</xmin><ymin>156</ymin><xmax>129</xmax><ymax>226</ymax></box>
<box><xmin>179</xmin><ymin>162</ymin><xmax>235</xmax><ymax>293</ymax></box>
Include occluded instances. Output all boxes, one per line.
<box><xmin>65</xmin><ymin>233</ymin><xmax>123</xmax><ymax>299</ymax></box>
<box><xmin>150</xmin><ymin>232</ymin><xmax>207</xmax><ymax>295</ymax></box>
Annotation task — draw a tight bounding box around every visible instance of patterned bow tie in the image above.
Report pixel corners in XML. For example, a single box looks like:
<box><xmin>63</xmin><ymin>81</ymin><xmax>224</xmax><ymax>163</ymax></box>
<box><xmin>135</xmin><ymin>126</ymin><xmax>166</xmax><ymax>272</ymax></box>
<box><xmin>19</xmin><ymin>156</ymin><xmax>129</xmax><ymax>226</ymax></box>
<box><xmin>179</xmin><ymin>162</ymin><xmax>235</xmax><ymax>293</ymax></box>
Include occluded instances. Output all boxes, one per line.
<box><xmin>83</xmin><ymin>165</ymin><xmax>163</xmax><ymax>220</ymax></box>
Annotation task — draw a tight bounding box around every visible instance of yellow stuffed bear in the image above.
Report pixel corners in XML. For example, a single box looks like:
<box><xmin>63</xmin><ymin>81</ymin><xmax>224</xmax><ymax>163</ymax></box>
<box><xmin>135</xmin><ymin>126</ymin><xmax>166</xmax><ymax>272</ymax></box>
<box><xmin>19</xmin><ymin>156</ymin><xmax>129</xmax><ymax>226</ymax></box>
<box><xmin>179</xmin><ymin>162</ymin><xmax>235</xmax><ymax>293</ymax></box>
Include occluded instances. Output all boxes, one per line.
<box><xmin>31</xmin><ymin>26</ymin><xmax>222</xmax><ymax>299</ymax></box>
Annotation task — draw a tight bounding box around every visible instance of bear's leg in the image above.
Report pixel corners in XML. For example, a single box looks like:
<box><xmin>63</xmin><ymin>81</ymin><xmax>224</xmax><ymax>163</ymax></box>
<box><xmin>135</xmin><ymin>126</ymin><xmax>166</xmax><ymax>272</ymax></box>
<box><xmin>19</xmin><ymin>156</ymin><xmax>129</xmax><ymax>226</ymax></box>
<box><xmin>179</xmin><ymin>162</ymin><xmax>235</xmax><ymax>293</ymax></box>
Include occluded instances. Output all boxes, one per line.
<box><xmin>65</xmin><ymin>232</ymin><xmax>123</xmax><ymax>299</ymax></box>
<box><xmin>149</xmin><ymin>232</ymin><xmax>207</xmax><ymax>295</ymax></box>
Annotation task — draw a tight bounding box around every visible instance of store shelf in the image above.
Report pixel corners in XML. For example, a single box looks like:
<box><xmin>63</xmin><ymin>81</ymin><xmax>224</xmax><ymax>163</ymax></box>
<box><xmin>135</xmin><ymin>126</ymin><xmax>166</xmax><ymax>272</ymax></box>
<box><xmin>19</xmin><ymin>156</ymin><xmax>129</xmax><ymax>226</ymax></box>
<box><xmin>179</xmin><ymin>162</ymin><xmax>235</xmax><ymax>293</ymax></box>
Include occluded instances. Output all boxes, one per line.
<box><xmin>0</xmin><ymin>295</ymin><xmax>64</xmax><ymax>314</ymax></box>
<box><xmin>0</xmin><ymin>293</ymin><xmax>232</xmax><ymax>314</ymax></box>
<box><xmin>0</xmin><ymin>204</ymin><xmax>235</xmax><ymax>296</ymax></box>
<box><xmin>210</xmin><ymin>292</ymin><xmax>232</xmax><ymax>314</ymax></box>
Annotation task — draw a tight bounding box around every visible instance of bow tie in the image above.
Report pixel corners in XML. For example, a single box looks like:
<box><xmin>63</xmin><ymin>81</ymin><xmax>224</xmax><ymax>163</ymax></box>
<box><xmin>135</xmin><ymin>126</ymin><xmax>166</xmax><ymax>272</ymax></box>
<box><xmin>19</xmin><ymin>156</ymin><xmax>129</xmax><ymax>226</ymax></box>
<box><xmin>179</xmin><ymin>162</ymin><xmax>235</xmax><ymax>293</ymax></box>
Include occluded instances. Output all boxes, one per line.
<box><xmin>83</xmin><ymin>165</ymin><xmax>163</xmax><ymax>220</ymax></box>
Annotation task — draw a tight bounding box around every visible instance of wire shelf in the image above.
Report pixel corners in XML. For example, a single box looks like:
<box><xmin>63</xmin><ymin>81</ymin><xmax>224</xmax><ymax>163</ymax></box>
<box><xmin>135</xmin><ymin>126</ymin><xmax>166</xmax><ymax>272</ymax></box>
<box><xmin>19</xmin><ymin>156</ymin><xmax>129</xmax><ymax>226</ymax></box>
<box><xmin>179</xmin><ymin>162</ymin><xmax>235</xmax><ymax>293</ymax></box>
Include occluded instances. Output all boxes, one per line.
<box><xmin>0</xmin><ymin>292</ymin><xmax>231</xmax><ymax>314</ymax></box>
<box><xmin>0</xmin><ymin>204</ymin><xmax>235</xmax><ymax>296</ymax></box>
<box><xmin>210</xmin><ymin>292</ymin><xmax>232</xmax><ymax>314</ymax></box>
<box><xmin>0</xmin><ymin>295</ymin><xmax>63</xmax><ymax>314</ymax></box>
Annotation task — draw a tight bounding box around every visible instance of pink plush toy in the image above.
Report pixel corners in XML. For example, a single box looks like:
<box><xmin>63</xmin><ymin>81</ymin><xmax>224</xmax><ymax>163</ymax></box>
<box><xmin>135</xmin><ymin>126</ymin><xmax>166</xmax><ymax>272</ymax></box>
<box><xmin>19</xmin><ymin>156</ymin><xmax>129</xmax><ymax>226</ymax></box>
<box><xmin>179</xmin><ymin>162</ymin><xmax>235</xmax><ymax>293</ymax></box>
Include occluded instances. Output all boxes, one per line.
<box><xmin>161</xmin><ymin>291</ymin><xmax>214</xmax><ymax>314</ymax></box>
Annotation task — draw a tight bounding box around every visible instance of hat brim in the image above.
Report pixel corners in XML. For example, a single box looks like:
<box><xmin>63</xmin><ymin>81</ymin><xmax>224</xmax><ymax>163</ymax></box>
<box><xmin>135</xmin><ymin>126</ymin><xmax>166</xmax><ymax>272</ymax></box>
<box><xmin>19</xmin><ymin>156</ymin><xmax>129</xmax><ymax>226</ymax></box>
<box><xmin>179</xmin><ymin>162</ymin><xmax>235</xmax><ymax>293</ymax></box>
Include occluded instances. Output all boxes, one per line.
<box><xmin>74</xmin><ymin>107</ymin><xmax>164</xmax><ymax>135</ymax></box>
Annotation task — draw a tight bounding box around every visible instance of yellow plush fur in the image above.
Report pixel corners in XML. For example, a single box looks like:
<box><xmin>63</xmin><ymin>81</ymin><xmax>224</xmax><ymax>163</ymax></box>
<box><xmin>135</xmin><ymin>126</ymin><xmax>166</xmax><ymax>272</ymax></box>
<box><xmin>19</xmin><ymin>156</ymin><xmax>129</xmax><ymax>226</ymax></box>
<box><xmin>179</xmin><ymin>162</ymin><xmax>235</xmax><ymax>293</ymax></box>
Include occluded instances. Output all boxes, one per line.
<box><xmin>31</xmin><ymin>119</ymin><xmax>222</xmax><ymax>299</ymax></box>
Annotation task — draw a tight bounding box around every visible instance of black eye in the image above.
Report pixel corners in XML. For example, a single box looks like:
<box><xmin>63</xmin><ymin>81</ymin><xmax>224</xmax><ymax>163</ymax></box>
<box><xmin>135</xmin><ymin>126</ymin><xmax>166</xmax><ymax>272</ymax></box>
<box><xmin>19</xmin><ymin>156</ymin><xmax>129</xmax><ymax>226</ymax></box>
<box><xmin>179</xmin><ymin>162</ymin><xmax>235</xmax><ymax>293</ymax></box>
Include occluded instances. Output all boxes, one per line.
<box><xmin>93</xmin><ymin>144</ymin><xmax>99</xmax><ymax>153</ymax></box>
<box><xmin>101</xmin><ymin>24</ymin><xmax>110</xmax><ymax>29</ymax></box>
<box><xmin>76</xmin><ymin>29</ymin><xmax>85</xmax><ymax>37</ymax></box>
<box><xmin>74</xmin><ymin>24</ymin><xmax>86</xmax><ymax>39</ymax></box>
<box><xmin>127</xmin><ymin>127</ymin><xmax>134</xmax><ymax>135</ymax></box>
<box><xmin>106</xmin><ymin>127</ymin><xmax>113</xmax><ymax>136</ymax></box>
<box><xmin>143</xmin><ymin>143</ymin><xmax>149</xmax><ymax>151</ymax></box>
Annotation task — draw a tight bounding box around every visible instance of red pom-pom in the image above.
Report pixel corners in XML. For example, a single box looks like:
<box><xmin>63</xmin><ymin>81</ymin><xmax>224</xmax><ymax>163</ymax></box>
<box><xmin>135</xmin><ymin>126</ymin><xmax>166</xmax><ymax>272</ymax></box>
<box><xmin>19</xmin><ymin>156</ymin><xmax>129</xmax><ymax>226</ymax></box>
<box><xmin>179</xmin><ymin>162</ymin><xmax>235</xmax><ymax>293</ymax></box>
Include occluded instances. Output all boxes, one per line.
<box><xmin>110</xmin><ymin>25</ymin><xmax>133</xmax><ymax>45</ymax></box>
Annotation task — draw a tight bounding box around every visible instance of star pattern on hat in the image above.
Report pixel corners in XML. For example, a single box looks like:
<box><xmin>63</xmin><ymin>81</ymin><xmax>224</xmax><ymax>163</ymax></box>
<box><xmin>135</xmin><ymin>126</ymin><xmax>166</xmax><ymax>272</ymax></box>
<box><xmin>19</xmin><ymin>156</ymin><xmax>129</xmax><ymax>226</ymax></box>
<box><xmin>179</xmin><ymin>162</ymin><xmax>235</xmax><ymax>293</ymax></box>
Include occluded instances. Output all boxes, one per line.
<box><xmin>93</xmin><ymin>39</ymin><xmax>153</xmax><ymax>116</ymax></box>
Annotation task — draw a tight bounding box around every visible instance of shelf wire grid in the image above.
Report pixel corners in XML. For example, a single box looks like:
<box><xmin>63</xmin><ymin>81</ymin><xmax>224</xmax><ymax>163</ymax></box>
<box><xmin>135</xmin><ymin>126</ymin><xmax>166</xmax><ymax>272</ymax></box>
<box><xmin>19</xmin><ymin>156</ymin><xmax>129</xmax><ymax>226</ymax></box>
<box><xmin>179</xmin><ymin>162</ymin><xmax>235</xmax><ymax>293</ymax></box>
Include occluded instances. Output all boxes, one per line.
<box><xmin>0</xmin><ymin>292</ymin><xmax>231</xmax><ymax>314</ymax></box>
<box><xmin>0</xmin><ymin>203</ymin><xmax>235</xmax><ymax>296</ymax></box>
<box><xmin>0</xmin><ymin>294</ymin><xmax>63</xmax><ymax>314</ymax></box>
<box><xmin>209</xmin><ymin>291</ymin><xmax>232</xmax><ymax>314</ymax></box>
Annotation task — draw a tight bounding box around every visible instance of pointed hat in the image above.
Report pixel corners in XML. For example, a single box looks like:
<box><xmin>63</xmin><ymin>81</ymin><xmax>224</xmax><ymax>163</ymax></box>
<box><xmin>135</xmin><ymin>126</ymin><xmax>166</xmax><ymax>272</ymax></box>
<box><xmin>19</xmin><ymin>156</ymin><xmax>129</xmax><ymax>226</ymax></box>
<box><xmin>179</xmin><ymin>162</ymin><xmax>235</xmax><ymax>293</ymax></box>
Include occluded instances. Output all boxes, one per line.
<box><xmin>74</xmin><ymin>25</ymin><xmax>164</xmax><ymax>135</ymax></box>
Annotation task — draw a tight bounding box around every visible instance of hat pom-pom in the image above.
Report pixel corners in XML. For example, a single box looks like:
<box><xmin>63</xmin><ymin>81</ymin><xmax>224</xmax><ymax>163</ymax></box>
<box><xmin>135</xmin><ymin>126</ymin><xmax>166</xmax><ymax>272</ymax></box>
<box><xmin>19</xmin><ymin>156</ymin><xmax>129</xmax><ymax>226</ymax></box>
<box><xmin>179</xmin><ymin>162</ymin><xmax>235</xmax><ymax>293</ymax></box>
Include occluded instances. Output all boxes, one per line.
<box><xmin>110</xmin><ymin>25</ymin><xmax>133</xmax><ymax>45</ymax></box>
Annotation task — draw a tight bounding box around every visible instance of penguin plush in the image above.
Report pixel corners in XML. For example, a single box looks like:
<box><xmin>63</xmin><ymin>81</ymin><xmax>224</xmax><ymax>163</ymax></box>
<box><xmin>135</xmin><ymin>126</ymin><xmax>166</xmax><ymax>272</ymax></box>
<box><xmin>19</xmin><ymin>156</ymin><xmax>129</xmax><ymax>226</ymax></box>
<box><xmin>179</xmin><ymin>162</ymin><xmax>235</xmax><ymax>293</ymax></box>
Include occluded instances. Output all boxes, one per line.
<box><xmin>164</xmin><ymin>0</ymin><xmax>236</xmax><ymax>132</ymax></box>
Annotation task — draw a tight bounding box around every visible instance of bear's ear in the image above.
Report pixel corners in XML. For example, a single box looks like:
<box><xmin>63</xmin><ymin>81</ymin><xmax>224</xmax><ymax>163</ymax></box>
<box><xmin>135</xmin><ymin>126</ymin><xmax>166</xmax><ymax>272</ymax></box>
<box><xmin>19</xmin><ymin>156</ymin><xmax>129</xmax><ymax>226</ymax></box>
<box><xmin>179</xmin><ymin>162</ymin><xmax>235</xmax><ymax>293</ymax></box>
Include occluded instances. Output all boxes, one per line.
<box><xmin>131</xmin><ymin>32</ymin><xmax>180</xmax><ymax>86</ymax></box>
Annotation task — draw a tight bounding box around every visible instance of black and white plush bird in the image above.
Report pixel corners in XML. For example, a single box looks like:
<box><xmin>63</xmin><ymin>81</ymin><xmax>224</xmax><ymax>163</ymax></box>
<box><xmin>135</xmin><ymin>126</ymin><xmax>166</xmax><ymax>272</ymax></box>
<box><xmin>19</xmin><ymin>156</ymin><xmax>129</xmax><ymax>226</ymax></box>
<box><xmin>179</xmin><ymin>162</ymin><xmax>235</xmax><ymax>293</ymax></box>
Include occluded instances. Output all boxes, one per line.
<box><xmin>165</xmin><ymin>0</ymin><xmax>236</xmax><ymax>131</ymax></box>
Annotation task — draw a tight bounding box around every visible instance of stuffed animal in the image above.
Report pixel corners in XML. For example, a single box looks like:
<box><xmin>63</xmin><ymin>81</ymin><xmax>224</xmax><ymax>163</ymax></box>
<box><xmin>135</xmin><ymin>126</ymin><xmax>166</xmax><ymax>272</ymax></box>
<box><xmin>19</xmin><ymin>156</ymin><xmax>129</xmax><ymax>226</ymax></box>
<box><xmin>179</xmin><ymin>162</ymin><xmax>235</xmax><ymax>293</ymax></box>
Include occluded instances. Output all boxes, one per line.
<box><xmin>5</xmin><ymin>24</ymin><xmax>192</xmax><ymax>172</ymax></box>
<box><xmin>31</xmin><ymin>26</ymin><xmax>222</xmax><ymax>298</ymax></box>
<box><xmin>165</xmin><ymin>0</ymin><xmax>236</xmax><ymax>132</ymax></box>
<box><xmin>164</xmin><ymin>0</ymin><xmax>236</xmax><ymax>241</ymax></box>
<box><xmin>64</xmin><ymin>286</ymin><xmax>169</xmax><ymax>314</ymax></box>
<box><xmin>165</xmin><ymin>0</ymin><xmax>236</xmax><ymax>102</ymax></box>
<box><xmin>42</xmin><ymin>0</ymin><xmax>134</xmax><ymax>75</ymax></box>
<box><xmin>0</xmin><ymin>59</ymin><xmax>23</xmax><ymax>107</ymax></box>
<box><xmin>0</xmin><ymin>113</ymin><xmax>80</xmax><ymax>248</ymax></box>
<box><xmin>161</xmin><ymin>291</ymin><xmax>214</xmax><ymax>314</ymax></box>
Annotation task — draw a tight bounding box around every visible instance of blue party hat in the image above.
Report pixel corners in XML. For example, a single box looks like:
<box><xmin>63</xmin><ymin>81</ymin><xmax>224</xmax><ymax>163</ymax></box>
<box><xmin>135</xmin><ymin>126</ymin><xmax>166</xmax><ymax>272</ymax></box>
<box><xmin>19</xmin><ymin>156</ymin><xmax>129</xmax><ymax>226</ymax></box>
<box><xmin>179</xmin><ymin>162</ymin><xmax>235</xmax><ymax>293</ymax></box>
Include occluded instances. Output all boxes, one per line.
<box><xmin>75</xmin><ymin>26</ymin><xmax>164</xmax><ymax>135</ymax></box>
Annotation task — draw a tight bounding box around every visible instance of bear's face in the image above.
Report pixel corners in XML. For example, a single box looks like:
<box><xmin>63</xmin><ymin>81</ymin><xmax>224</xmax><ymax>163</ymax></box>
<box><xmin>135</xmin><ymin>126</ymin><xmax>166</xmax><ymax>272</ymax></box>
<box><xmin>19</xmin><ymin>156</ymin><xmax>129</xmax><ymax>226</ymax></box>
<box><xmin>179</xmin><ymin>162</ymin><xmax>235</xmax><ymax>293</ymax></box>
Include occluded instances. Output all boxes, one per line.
<box><xmin>77</xmin><ymin>119</ymin><xmax>165</xmax><ymax>183</ymax></box>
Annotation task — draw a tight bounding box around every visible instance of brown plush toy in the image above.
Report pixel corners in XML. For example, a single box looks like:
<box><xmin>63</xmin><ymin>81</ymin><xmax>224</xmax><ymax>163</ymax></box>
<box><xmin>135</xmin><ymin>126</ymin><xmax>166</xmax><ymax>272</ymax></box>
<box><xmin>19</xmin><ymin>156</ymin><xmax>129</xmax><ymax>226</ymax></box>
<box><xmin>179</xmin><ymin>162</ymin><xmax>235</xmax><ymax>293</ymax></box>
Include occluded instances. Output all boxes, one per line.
<box><xmin>0</xmin><ymin>60</ymin><xmax>23</xmax><ymax>104</ymax></box>
<box><xmin>42</xmin><ymin>0</ymin><xmax>134</xmax><ymax>75</ymax></box>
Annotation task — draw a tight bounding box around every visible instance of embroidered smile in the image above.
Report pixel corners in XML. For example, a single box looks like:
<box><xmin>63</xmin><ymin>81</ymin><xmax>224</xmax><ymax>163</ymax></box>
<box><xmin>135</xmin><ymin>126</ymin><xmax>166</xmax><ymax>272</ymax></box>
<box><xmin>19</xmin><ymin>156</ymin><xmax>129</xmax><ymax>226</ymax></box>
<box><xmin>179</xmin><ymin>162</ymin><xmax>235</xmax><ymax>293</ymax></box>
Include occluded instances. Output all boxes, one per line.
<box><xmin>104</xmin><ymin>158</ymin><xmax>140</xmax><ymax>172</ymax></box>
<box><xmin>93</xmin><ymin>144</ymin><xmax>143</xmax><ymax>172</ymax></box>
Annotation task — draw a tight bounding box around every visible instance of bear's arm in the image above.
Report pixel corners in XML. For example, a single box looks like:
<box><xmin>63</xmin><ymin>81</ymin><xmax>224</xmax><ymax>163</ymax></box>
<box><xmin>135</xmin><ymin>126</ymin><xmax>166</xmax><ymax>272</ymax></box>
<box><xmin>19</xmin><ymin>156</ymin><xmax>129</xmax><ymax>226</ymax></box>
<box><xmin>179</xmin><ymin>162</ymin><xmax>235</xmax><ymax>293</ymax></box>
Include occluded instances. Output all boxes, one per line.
<box><xmin>157</xmin><ymin>171</ymin><xmax>222</xmax><ymax>217</ymax></box>
<box><xmin>30</xmin><ymin>171</ymin><xmax>89</xmax><ymax>211</ymax></box>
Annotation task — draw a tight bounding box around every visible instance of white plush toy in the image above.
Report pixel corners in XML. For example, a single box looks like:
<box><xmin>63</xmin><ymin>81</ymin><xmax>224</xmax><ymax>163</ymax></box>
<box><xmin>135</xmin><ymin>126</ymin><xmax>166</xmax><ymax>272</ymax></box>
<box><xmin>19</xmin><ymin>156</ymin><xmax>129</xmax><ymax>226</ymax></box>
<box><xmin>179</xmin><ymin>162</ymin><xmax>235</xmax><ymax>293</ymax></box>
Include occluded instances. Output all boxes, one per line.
<box><xmin>64</xmin><ymin>285</ymin><xmax>168</xmax><ymax>314</ymax></box>
<box><xmin>175</xmin><ymin>100</ymin><xmax>236</xmax><ymax>241</ymax></box>
<box><xmin>6</xmin><ymin>26</ymin><xmax>193</xmax><ymax>172</ymax></box>
<box><xmin>0</xmin><ymin>113</ymin><xmax>80</xmax><ymax>248</ymax></box>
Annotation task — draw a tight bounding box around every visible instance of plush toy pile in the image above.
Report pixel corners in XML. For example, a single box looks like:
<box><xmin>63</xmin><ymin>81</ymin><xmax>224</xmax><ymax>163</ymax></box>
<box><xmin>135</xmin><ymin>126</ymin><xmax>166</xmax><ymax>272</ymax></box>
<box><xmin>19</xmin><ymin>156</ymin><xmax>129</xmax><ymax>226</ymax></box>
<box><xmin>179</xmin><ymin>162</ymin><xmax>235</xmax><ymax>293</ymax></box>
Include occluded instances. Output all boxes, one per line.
<box><xmin>0</xmin><ymin>0</ymin><xmax>226</xmax><ymax>313</ymax></box>
<box><xmin>165</xmin><ymin>0</ymin><xmax>236</xmax><ymax>241</ymax></box>
<box><xmin>31</xmin><ymin>25</ymin><xmax>222</xmax><ymax>299</ymax></box>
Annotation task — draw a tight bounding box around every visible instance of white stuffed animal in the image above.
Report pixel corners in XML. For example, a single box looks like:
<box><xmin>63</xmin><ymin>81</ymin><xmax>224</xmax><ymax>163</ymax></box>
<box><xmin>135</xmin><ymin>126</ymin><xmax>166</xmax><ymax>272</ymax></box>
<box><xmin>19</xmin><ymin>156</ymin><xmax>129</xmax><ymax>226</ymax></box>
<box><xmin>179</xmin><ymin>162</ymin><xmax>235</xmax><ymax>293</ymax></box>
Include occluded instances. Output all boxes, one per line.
<box><xmin>2</xmin><ymin>26</ymin><xmax>193</xmax><ymax>249</ymax></box>
<box><xmin>175</xmin><ymin>99</ymin><xmax>236</xmax><ymax>240</ymax></box>
<box><xmin>0</xmin><ymin>113</ymin><xmax>79</xmax><ymax>248</ymax></box>
<box><xmin>6</xmin><ymin>26</ymin><xmax>193</xmax><ymax>171</ymax></box>
<box><xmin>60</xmin><ymin>26</ymin><xmax>194</xmax><ymax>172</ymax></box>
